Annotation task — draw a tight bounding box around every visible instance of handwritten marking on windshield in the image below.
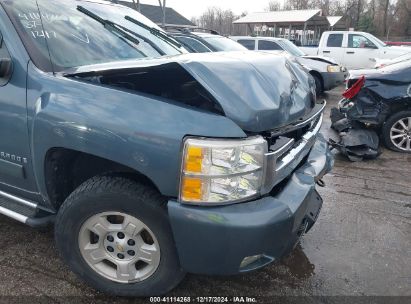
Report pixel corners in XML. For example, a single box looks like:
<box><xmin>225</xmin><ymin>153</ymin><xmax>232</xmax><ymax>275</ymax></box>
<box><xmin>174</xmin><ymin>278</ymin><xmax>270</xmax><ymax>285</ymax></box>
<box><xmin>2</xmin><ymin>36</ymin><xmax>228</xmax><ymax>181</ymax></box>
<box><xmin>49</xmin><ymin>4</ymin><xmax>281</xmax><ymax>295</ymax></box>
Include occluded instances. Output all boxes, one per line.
<box><xmin>19</xmin><ymin>12</ymin><xmax>59</xmax><ymax>22</ymax></box>
<box><xmin>31</xmin><ymin>30</ymin><xmax>57</xmax><ymax>39</ymax></box>
<box><xmin>23</xmin><ymin>20</ymin><xmax>42</xmax><ymax>29</ymax></box>
<box><xmin>71</xmin><ymin>33</ymin><xmax>90</xmax><ymax>44</ymax></box>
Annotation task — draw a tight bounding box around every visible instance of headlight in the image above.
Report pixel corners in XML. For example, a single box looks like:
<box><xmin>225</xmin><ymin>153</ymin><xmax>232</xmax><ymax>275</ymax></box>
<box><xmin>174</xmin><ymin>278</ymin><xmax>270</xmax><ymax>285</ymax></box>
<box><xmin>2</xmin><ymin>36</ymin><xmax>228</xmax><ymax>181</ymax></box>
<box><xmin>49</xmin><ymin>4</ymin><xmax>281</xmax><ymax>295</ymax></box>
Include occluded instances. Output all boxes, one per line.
<box><xmin>327</xmin><ymin>65</ymin><xmax>341</xmax><ymax>73</ymax></box>
<box><xmin>180</xmin><ymin>137</ymin><xmax>267</xmax><ymax>205</ymax></box>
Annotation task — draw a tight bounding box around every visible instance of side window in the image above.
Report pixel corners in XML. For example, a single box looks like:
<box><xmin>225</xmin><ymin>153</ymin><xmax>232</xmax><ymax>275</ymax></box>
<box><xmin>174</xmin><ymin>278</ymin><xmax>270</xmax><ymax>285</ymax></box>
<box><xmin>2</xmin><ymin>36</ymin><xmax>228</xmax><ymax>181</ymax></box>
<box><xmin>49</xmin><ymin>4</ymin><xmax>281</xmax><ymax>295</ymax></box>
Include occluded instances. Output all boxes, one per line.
<box><xmin>237</xmin><ymin>39</ymin><xmax>255</xmax><ymax>50</ymax></box>
<box><xmin>327</xmin><ymin>34</ymin><xmax>343</xmax><ymax>47</ymax></box>
<box><xmin>0</xmin><ymin>34</ymin><xmax>13</xmax><ymax>86</ymax></box>
<box><xmin>348</xmin><ymin>34</ymin><xmax>377</xmax><ymax>49</ymax></box>
<box><xmin>258</xmin><ymin>40</ymin><xmax>282</xmax><ymax>51</ymax></box>
<box><xmin>175</xmin><ymin>36</ymin><xmax>211</xmax><ymax>53</ymax></box>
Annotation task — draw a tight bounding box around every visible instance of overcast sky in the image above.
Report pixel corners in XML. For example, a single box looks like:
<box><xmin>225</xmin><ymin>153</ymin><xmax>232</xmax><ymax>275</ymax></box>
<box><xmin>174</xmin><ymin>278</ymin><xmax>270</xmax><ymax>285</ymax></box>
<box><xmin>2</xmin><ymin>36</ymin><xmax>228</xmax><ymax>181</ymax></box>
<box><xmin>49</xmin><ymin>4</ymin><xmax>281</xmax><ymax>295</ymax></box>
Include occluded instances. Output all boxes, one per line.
<box><xmin>124</xmin><ymin>0</ymin><xmax>273</xmax><ymax>19</ymax></box>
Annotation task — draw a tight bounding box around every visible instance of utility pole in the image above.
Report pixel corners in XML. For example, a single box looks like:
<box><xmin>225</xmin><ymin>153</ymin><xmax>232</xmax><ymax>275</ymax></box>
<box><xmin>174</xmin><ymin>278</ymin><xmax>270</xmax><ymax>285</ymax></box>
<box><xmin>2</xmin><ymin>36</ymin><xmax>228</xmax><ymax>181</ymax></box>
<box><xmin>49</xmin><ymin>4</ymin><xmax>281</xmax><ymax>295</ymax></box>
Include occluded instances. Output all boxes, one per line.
<box><xmin>131</xmin><ymin>0</ymin><xmax>141</xmax><ymax>12</ymax></box>
<box><xmin>158</xmin><ymin>0</ymin><xmax>166</xmax><ymax>27</ymax></box>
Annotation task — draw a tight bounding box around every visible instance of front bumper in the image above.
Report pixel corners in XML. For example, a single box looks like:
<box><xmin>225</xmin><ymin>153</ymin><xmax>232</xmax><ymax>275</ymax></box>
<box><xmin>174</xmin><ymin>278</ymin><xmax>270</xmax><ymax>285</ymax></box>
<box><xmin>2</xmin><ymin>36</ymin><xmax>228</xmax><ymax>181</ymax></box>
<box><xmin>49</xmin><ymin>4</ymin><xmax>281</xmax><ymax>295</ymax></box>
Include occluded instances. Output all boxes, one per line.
<box><xmin>321</xmin><ymin>71</ymin><xmax>347</xmax><ymax>91</ymax></box>
<box><xmin>168</xmin><ymin>134</ymin><xmax>334</xmax><ymax>275</ymax></box>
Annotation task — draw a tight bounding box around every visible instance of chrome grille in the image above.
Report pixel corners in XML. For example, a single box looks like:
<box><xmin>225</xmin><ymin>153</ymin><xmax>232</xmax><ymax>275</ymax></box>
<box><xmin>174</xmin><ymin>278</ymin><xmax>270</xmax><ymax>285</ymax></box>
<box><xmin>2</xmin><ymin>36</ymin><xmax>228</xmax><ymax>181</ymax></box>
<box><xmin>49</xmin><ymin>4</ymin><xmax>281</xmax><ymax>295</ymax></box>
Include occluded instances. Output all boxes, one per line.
<box><xmin>261</xmin><ymin>104</ymin><xmax>325</xmax><ymax>195</ymax></box>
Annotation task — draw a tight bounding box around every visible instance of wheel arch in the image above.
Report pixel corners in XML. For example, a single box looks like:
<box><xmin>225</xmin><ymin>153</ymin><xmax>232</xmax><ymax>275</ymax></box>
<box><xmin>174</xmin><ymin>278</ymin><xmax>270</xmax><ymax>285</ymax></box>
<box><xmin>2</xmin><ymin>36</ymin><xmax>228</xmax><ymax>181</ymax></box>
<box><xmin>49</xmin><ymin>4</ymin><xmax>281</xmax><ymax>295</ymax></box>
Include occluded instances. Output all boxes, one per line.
<box><xmin>386</xmin><ymin>99</ymin><xmax>411</xmax><ymax>117</ymax></box>
<box><xmin>309</xmin><ymin>70</ymin><xmax>323</xmax><ymax>86</ymax></box>
<box><xmin>44</xmin><ymin>147</ymin><xmax>161</xmax><ymax>210</ymax></box>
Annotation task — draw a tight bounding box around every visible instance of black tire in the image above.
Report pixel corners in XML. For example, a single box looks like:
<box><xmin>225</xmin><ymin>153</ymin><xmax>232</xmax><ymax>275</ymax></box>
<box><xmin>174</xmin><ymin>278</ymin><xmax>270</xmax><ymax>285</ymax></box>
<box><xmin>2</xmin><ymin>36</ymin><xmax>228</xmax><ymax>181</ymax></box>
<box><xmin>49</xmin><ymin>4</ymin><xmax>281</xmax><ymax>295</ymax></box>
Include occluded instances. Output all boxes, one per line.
<box><xmin>312</xmin><ymin>74</ymin><xmax>323</xmax><ymax>97</ymax></box>
<box><xmin>55</xmin><ymin>176</ymin><xmax>185</xmax><ymax>297</ymax></box>
<box><xmin>382</xmin><ymin>110</ymin><xmax>411</xmax><ymax>153</ymax></box>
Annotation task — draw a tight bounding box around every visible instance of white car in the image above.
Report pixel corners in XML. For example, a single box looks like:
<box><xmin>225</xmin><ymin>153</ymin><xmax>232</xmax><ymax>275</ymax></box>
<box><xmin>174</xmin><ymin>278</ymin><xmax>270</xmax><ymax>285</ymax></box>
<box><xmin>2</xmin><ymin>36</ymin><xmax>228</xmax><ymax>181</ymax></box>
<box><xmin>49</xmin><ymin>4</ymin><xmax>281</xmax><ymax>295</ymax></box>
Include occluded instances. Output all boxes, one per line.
<box><xmin>231</xmin><ymin>36</ymin><xmax>347</xmax><ymax>95</ymax></box>
<box><xmin>299</xmin><ymin>31</ymin><xmax>411</xmax><ymax>70</ymax></box>
<box><xmin>375</xmin><ymin>52</ymin><xmax>411</xmax><ymax>68</ymax></box>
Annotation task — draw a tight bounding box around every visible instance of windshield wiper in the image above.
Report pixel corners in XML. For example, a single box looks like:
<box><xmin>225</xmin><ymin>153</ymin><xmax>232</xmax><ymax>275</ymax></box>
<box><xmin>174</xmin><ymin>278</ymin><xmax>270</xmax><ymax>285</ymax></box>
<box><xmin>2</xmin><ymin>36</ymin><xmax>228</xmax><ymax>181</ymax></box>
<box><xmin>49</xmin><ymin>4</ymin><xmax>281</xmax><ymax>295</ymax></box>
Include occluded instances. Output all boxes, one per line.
<box><xmin>125</xmin><ymin>15</ymin><xmax>182</xmax><ymax>49</ymax></box>
<box><xmin>78</xmin><ymin>6</ymin><xmax>141</xmax><ymax>45</ymax></box>
<box><xmin>77</xmin><ymin>6</ymin><xmax>165</xmax><ymax>56</ymax></box>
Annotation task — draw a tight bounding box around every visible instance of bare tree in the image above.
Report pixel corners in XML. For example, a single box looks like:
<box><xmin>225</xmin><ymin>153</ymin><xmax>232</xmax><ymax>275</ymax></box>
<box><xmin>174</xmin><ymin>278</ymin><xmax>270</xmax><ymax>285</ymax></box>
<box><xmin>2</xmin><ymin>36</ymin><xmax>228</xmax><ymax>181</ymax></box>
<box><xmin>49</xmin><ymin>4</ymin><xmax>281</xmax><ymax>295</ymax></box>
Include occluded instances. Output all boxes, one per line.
<box><xmin>190</xmin><ymin>0</ymin><xmax>411</xmax><ymax>39</ymax></box>
<box><xmin>192</xmin><ymin>7</ymin><xmax>239</xmax><ymax>35</ymax></box>
<box><xmin>382</xmin><ymin>0</ymin><xmax>390</xmax><ymax>35</ymax></box>
<box><xmin>267</xmin><ymin>0</ymin><xmax>282</xmax><ymax>11</ymax></box>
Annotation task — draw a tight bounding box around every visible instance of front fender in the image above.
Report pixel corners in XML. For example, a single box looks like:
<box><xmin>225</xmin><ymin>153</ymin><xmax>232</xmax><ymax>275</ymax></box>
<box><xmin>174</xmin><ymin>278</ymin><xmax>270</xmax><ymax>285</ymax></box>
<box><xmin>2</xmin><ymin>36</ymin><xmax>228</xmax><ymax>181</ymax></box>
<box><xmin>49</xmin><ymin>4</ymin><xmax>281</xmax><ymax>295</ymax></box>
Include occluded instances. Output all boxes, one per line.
<box><xmin>26</xmin><ymin>63</ymin><xmax>246</xmax><ymax>207</ymax></box>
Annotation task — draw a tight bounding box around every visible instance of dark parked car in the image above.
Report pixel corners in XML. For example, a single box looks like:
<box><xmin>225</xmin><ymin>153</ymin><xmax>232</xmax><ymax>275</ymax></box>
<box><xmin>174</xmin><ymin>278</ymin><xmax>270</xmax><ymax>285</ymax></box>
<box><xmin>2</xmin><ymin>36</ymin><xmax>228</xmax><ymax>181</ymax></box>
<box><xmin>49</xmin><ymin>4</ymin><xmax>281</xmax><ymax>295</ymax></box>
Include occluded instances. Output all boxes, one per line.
<box><xmin>341</xmin><ymin>60</ymin><xmax>411</xmax><ymax>153</ymax></box>
<box><xmin>168</xmin><ymin>29</ymin><xmax>248</xmax><ymax>53</ymax></box>
<box><xmin>0</xmin><ymin>0</ymin><xmax>333</xmax><ymax>297</ymax></box>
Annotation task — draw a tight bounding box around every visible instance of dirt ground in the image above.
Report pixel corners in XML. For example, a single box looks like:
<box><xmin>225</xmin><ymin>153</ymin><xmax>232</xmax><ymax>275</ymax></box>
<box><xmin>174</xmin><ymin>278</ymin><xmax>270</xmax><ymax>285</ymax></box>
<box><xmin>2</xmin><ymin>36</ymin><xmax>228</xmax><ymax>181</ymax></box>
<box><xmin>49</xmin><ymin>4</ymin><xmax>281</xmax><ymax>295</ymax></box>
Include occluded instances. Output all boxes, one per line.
<box><xmin>0</xmin><ymin>86</ymin><xmax>410</xmax><ymax>303</ymax></box>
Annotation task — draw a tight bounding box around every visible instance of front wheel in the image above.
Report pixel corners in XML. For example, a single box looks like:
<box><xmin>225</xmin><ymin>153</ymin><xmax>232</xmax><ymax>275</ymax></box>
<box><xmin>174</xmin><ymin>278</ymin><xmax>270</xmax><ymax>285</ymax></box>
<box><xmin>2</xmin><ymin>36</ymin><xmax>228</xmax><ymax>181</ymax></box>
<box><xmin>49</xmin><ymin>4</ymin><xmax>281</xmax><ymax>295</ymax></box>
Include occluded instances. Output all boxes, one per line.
<box><xmin>55</xmin><ymin>176</ymin><xmax>185</xmax><ymax>296</ymax></box>
<box><xmin>312</xmin><ymin>74</ymin><xmax>323</xmax><ymax>97</ymax></box>
<box><xmin>382</xmin><ymin>111</ymin><xmax>411</xmax><ymax>153</ymax></box>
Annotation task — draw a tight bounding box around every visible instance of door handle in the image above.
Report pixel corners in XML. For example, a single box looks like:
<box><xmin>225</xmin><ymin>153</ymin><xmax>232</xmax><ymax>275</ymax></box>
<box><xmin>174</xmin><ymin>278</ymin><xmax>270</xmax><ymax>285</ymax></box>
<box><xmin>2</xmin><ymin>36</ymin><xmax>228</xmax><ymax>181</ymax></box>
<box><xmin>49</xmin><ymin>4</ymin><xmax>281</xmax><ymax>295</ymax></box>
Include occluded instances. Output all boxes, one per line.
<box><xmin>323</xmin><ymin>51</ymin><xmax>330</xmax><ymax>54</ymax></box>
<box><xmin>346</xmin><ymin>51</ymin><xmax>355</xmax><ymax>54</ymax></box>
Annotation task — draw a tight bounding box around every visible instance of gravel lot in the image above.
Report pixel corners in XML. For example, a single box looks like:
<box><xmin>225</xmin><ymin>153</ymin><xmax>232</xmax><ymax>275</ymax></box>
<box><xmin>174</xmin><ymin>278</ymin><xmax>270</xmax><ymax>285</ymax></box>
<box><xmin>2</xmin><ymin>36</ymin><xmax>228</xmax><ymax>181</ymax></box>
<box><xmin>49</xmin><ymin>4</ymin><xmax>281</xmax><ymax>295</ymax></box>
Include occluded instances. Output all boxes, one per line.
<box><xmin>0</xmin><ymin>86</ymin><xmax>410</xmax><ymax>303</ymax></box>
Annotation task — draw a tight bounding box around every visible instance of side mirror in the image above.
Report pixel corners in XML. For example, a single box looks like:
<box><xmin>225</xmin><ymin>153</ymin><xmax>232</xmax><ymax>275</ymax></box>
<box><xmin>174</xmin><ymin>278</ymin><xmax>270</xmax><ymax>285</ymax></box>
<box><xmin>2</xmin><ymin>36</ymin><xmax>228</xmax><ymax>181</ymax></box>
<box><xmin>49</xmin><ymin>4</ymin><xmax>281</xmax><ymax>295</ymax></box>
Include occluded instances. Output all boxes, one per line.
<box><xmin>0</xmin><ymin>57</ymin><xmax>12</xmax><ymax>78</ymax></box>
<box><xmin>0</xmin><ymin>33</ymin><xmax>12</xmax><ymax>80</ymax></box>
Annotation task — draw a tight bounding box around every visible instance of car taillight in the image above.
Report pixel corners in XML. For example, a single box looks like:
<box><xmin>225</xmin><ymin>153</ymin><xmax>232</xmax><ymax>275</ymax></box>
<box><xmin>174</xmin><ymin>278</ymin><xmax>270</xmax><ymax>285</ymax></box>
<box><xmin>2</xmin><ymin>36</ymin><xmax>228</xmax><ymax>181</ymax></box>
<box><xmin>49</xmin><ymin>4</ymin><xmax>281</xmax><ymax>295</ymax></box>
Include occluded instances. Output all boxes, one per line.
<box><xmin>342</xmin><ymin>76</ymin><xmax>365</xmax><ymax>100</ymax></box>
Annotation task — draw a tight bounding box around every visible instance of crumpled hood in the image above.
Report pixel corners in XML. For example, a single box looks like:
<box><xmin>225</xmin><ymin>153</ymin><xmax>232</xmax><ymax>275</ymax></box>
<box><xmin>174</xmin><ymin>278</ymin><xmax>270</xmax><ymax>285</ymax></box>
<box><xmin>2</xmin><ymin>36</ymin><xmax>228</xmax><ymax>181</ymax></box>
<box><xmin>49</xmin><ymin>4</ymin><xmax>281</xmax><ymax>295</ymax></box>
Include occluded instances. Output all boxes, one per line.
<box><xmin>65</xmin><ymin>52</ymin><xmax>315</xmax><ymax>132</ymax></box>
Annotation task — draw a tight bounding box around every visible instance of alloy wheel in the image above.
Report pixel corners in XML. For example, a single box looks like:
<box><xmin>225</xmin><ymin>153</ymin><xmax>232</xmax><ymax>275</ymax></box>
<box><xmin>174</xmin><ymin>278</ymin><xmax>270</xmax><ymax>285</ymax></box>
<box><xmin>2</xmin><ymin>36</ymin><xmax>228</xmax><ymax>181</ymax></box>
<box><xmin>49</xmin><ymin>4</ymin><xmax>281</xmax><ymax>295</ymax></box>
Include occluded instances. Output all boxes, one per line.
<box><xmin>390</xmin><ymin>117</ymin><xmax>411</xmax><ymax>152</ymax></box>
<box><xmin>78</xmin><ymin>212</ymin><xmax>161</xmax><ymax>283</ymax></box>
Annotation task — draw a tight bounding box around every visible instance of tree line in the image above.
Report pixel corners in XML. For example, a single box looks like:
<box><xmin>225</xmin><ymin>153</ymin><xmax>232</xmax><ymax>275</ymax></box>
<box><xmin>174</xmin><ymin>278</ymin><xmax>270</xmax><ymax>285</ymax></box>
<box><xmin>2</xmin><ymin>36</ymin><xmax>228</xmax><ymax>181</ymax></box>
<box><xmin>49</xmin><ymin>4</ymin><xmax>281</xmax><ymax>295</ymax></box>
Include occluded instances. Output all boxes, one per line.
<box><xmin>191</xmin><ymin>0</ymin><xmax>411</xmax><ymax>40</ymax></box>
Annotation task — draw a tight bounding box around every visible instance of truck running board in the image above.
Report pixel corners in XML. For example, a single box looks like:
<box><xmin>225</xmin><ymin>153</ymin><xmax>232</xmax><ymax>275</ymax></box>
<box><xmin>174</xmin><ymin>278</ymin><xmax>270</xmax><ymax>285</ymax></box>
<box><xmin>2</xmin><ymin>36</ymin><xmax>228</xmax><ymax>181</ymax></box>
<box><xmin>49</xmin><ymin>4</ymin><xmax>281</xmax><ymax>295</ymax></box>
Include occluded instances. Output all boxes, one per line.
<box><xmin>0</xmin><ymin>190</ymin><xmax>55</xmax><ymax>228</ymax></box>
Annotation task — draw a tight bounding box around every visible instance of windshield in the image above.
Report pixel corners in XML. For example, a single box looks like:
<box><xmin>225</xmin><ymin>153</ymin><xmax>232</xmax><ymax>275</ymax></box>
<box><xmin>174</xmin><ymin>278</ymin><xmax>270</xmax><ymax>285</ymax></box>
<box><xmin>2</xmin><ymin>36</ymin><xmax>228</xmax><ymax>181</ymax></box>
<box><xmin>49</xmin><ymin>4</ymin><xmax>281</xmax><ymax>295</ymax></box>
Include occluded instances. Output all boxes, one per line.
<box><xmin>202</xmin><ymin>36</ymin><xmax>248</xmax><ymax>52</ymax></box>
<box><xmin>277</xmin><ymin>39</ymin><xmax>306</xmax><ymax>57</ymax></box>
<box><xmin>2</xmin><ymin>0</ymin><xmax>184</xmax><ymax>72</ymax></box>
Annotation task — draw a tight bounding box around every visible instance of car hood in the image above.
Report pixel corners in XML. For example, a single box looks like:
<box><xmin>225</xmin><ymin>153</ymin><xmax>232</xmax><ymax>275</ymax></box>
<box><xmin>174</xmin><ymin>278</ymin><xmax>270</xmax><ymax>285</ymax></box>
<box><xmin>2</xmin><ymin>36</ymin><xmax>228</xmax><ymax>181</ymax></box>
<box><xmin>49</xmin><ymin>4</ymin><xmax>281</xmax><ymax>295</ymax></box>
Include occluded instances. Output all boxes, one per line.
<box><xmin>349</xmin><ymin>68</ymin><xmax>380</xmax><ymax>79</ymax></box>
<box><xmin>349</xmin><ymin>67</ymin><xmax>411</xmax><ymax>83</ymax></box>
<box><xmin>383</xmin><ymin>46</ymin><xmax>411</xmax><ymax>56</ymax></box>
<box><xmin>385</xmin><ymin>45</ymin><xmax>411</xmax><ymax>51</ymax></box>
<box><xmin>64</xmin><ymin>52</ymin><xmax>315</xmax><ymax>133</ymax></box>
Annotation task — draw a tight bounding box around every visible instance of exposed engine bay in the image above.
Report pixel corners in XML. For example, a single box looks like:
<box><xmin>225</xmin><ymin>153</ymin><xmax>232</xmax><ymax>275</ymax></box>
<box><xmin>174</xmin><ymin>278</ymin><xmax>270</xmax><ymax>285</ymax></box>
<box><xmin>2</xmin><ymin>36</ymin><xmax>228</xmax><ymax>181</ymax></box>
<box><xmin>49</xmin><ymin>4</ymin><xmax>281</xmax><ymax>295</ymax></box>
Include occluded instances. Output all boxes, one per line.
<box><xmin>69</xmin><ymin>62</ymin><xmax>224</xmax><ymax>115</ymax></box>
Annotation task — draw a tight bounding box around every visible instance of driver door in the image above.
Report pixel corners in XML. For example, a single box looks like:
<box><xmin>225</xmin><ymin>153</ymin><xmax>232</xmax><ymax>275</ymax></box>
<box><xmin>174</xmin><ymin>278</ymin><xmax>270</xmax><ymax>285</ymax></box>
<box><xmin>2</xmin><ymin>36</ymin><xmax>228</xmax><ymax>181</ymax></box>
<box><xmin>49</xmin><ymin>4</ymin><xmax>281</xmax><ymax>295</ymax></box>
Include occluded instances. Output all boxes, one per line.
<box><xmin>344</xmin><ymin>34</ymin><xmax>379</xmax><ymax>69</ymax></box>
<box><xmin>0</xmin><ymin>22</ymin><xmax>37</xmax><ymax>198</ymax></box>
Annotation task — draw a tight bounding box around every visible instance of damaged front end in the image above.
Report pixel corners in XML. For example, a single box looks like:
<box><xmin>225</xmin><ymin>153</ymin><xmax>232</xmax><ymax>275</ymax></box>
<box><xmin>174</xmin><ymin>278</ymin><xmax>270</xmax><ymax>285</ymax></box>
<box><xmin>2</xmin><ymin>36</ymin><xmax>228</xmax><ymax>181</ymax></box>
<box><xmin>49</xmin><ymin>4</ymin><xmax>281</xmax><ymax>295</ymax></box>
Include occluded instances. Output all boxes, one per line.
<box><xmin>58</xmin><ymin>51</ymin><xmax>334</xmax><ymax>275</ymax></box>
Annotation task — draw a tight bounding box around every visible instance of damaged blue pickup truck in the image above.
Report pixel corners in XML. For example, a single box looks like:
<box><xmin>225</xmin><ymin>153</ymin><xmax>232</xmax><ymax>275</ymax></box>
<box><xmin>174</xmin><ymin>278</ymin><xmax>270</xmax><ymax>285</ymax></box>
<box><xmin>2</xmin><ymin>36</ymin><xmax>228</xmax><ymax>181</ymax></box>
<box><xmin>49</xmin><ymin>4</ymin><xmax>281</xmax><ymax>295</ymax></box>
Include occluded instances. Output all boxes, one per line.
<box><xmin>0</xmin><ymin>0</ymin><xmax>333</xmax><ymax>296</ymax></box>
